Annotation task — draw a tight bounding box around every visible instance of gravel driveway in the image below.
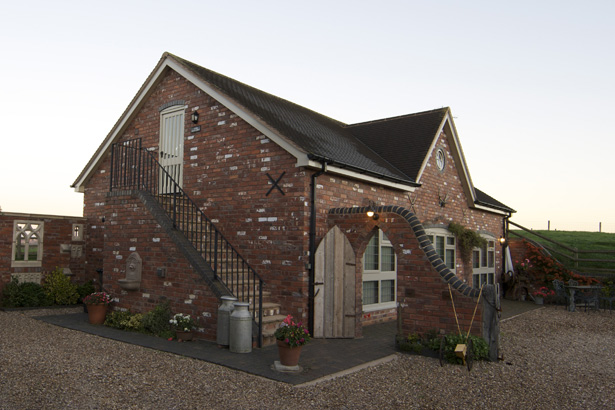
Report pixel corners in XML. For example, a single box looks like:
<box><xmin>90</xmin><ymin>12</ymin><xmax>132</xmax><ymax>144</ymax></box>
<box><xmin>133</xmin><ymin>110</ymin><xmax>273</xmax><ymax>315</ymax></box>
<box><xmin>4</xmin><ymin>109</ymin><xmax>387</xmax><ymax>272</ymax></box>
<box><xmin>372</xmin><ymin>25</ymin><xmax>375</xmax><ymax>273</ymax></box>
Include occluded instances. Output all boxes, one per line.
<box><xmin>1</xmin><ymin>306</ymin><xmax>613</xmax><ymax>409</ymax></box>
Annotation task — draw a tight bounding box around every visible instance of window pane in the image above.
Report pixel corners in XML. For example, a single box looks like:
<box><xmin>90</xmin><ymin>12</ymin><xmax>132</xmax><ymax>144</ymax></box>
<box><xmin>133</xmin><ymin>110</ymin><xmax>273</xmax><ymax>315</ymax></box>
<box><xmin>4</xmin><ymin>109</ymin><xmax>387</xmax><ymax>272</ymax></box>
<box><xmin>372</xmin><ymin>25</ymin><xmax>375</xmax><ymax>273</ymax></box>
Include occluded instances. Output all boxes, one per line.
<box><xmin>15</xmin><ymin>233</ymin><xmax>26</xmax><ymax>261</ymax></box>
<box><xmin>472</xmin><ymin>250</ymin><xmax>480</xmax><ymax>268</ymax></box>
<box><xmin>364</xmin><ymin>232</ymin><xmax>379</xmax><ymax>270</ymax></box>
<box><xmin>381</xmin><ymin>280</ymin><xmax>395</xmax><ymax>302</ymax></box>
<box><xmin>481</xmin><ymin>244</ymin><xmax>487</xmax><ymax>267</ymax></box>
<box><xmin>488</xmin><ymin>250</ymin><xmax>495</xmax><ymax>268</ymax></box>
<box><xmin>447</xmin><ymin>236</ymin><xmax>455</xmax><ymax>246</ymax></box>
<box><xmin>363</xmin><ymin>281</ymin><xmax>378</xmax><ymax>305</ymax></box>
<box><xmin>488</xmin><ymin>273</ymin><xmax>494</xmax><ymax>285</ymax></box>
<box><xmin>473</xmin><ymin>274</ymin><xmax>480</xmax><ymax>288</ymax></box>
<box><xmin>381</xmin><ymin>246</ymin><xmax>395</xmax><ymax>271</ymax></box>
<box><xmin>435</xmin><ymin>236</ymin><xmax>444</xmax><ymax>259</ymax></box>
<box><xmin>446</xmin><ymin>249</ymin><xmax>455</xmax><ymax>269</ymax></box>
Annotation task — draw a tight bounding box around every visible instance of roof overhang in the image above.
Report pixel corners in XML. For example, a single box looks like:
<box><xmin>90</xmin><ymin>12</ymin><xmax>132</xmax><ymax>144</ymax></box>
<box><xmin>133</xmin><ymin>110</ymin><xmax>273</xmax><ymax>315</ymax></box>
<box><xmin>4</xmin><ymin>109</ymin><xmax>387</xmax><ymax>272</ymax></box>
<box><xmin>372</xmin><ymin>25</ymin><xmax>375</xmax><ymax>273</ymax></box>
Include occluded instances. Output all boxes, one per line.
<box><xmin>298</xmin><ymin>158</ymin><xmax>417</xmax><ymax>192</ymax></box>
<box><xmin>473</xmin><ymin>203</ymin><xmax>512</xmax><ymax>216</ymax></box>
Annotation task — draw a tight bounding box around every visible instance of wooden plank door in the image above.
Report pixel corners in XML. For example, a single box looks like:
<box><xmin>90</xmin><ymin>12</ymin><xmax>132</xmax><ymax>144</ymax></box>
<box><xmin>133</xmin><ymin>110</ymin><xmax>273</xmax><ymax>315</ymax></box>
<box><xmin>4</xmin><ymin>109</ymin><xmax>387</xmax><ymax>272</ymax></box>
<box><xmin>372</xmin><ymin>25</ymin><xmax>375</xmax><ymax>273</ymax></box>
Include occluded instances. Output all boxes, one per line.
<box><xmin>159</xmin><ymin>107</ymin><xmax>185</xmax><ymax>193</ymax></box>
<box><xmin>314</xmin><ymin>226</ymin><xmax>356</xmax><ymax>338</ymax></box>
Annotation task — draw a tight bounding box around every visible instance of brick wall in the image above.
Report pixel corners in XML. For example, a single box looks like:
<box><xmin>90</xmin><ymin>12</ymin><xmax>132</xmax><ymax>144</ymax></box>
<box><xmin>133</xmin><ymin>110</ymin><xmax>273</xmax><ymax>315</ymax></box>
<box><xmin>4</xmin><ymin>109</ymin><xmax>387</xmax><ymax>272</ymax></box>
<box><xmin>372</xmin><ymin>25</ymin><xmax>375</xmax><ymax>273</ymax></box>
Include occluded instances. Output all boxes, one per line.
<box><xmin>100</xmin><ymin>193</ymin><xmax>219</xmax><ymax>339</ymax></box>
<box><xmin>329</xmin><ymin>209</ymin><xmax>483</xmax><ymax>338</ymax></box>
<box><xmin>411</xmin><ymin>132</ymin><xmax>505</xmax><ymax>282</ymax></box>
<box><xmin>0</xmin><ymin>212</ymin><xmax>87</xmax><ymax>293</ymax></box>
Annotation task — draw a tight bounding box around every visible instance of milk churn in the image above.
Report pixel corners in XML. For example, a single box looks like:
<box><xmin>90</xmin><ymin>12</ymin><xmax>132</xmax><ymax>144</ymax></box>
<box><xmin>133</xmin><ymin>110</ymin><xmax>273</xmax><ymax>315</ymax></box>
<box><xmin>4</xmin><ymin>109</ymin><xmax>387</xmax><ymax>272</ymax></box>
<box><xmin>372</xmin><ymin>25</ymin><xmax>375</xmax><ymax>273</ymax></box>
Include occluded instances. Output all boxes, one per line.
<box><xmin>216</xmin><ymin>296</ymin><xmax>237</xmax><ymax>346</ymax></box>
<box><xmin>229</xmin><ymin>302</ymin><xmax>252</xmax><ymax>353</ymax></box>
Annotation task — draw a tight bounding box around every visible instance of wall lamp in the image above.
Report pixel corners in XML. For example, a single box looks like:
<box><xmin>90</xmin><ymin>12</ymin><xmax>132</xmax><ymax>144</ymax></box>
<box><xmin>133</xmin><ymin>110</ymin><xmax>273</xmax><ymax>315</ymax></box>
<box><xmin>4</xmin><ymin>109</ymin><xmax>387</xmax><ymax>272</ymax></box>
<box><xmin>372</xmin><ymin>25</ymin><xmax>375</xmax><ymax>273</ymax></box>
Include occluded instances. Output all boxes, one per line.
<box><xmin>499</xmin><ymin>236</ymin><xmax>507</xmax><ymax>246</ymax></box>
<box><xmin>366</xmin><ymin>200</ymin><xmax>379</xmax><ymax>220</ymax></box>
<box><xmin>191</xmin><ymin>110</ymin><xmax>199</xmax><ymax>124</ymax></box>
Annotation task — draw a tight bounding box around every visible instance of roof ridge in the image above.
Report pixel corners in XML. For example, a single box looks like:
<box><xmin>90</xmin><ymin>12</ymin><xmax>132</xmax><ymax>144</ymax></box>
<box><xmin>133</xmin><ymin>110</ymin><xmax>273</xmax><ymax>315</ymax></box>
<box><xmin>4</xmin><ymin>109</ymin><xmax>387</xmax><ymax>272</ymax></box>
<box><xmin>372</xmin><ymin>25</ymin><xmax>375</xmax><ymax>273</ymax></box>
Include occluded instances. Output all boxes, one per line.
<box><xmin>346</xmin><ymin>107</ymin><xmax>449</xmax><ymax>128</ymax></box>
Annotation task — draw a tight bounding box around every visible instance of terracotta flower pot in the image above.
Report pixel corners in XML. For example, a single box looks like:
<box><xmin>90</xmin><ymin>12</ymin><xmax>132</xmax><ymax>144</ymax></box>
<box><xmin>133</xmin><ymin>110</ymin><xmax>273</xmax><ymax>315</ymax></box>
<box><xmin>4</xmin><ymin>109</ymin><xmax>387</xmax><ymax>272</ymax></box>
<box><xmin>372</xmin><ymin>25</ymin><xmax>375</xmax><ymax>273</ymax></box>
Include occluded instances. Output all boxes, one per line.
<box><xmin>87</xmin><ymin>304</ymin><xmax>107</xmax><ymax>325</ymax></box>
<box><xmin>277</xmin><ymin>340</ymin><xmax>303</xmax><ymax>366</ymax></box>
<box><xmin>176</xmin><ymin>330</ymin><xmax>194</xmax><ymax>341</ymax></box>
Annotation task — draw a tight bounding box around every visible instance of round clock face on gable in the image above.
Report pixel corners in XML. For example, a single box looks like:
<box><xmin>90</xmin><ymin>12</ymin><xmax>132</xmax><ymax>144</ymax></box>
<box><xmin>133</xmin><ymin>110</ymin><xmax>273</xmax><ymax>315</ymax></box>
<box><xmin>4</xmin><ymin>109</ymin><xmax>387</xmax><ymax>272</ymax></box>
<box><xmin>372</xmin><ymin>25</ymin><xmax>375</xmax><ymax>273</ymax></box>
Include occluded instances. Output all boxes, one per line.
<box><xmin>436</xmin><ymin>149</ymin><xmax>445</xmax><ymax>171</ymax></box>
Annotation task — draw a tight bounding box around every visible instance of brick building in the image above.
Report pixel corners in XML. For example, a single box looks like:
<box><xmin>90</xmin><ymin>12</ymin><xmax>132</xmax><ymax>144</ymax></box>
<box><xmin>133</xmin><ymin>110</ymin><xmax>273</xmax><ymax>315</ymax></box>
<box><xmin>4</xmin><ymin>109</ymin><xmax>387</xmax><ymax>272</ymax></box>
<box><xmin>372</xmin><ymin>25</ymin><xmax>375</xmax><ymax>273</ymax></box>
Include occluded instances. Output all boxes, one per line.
<box><xmin>71</xmin><ymin>52</ymin><xmax>514</xmax><ymax>345</ymax></box>
<box><xmin>0</xmin><ymin>212</ymin><xmax>86</xmax><ymax>288</ymax></box>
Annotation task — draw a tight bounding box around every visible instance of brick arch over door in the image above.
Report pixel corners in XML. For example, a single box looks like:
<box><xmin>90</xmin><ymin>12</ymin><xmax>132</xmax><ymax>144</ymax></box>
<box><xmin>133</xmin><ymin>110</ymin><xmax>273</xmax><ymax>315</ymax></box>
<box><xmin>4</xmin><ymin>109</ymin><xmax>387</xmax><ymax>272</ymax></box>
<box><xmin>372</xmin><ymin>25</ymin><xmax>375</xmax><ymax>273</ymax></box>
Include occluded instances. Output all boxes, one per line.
<box><xmin>327</xmin><ymin>205</ymin><xmax>483</xmax><ymax>338</ymax></box>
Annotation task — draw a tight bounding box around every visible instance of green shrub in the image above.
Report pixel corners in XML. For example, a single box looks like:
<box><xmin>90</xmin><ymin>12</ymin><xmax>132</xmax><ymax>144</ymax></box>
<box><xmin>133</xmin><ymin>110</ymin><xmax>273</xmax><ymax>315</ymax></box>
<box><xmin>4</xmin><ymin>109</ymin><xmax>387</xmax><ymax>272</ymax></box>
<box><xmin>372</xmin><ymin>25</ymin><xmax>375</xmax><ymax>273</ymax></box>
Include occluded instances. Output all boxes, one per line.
<box><xmin>440</xmin><ymin>333</ymin><xmax>489</xmax><ymax>364</ymax></box>
<box><xmin>122</xmin><ymin>313</ymin><xmax>145</xmax><ymax>332</ymax></box>
<box><xmin>141</xmin><ymin>302</ymin><xmax>173</xmax><ymax>337</ymax></box>
<box><xmin>105</xmin><ymin>310</ymin><xmax>133</xmax><ymax>329</ymax></box>
<box><xmin>0</xmin><ymin>278</ymin><xmax>52</xmax><ymax>307</ymax></box>
<box><xmin>448</xmin><ymin>222</ymin><xmax>487</xmax><ymax>262</ymax></box>
<box><xmin>43</xmin><ymin>267</ymin><xmax>79</xmax><ymax>305</ymax></box>
<box><xmin>396</xmin><ymin>333</ymin><xmax>424</xmax><ymax>354</ymax></box>
<box><xmin>397</xmin><ymin>329</ymin><xmax>489</xmax><ymax>365</ymax></box>
<box><xmin>104</xmin><ymin>310</ymin><xmax>145</xmax><ymax>333</ymax></box>
<box><xmin>76</xmin><ymin>281</ymin><xmax>96</xmax><ymax>301</ymax></box>
<box><xmin>423</xmin><ymin>328</ymin><xmax>442</xmax><ymax>351</ymax></box>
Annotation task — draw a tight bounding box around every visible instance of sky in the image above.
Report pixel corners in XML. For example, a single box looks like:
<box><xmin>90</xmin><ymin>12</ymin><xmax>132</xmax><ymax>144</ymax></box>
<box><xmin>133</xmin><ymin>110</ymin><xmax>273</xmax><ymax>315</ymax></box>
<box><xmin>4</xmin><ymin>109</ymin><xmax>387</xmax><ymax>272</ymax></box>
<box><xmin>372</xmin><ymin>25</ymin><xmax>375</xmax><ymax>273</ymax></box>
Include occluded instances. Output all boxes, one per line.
<box><xmin>1</xmin><ymin>0</ymin><xmax>614</xmax><ymax>233</ymax></box>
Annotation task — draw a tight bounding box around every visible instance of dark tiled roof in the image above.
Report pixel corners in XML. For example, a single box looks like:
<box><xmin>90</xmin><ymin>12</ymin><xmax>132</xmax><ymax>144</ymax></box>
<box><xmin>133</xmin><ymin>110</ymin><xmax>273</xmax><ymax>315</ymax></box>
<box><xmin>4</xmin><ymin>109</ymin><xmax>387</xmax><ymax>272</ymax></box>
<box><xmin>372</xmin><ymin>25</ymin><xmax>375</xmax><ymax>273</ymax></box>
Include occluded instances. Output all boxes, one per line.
<box><xmin>346</xmin><ymin>108</ymin><xmax>448</xmax><ymax>181</ymax></box>
<box><xmin>171</xmin><ymin>54</ymin><xmax>414</xmax><ymax>185</ymax></box>
<box><xmin>474</xmin><ymin>188</ymin><xmax>515</xmax><ymax>213</ymax></box>
<box><xmin>172</xmin><ymin>54</ymin><xmax>512</xmax><ymax>213</ymax></box>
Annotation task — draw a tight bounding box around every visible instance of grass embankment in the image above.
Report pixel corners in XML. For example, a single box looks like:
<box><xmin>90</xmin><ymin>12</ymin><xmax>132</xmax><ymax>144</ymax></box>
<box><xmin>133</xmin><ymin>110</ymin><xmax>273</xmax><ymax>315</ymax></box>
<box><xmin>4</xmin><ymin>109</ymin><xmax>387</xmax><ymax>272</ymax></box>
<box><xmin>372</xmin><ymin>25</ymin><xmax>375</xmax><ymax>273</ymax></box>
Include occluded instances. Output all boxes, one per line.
<box><xmin>510</xmin><ymin>230</ymin><xmax>615</xmax><ymax>276</ymax></box>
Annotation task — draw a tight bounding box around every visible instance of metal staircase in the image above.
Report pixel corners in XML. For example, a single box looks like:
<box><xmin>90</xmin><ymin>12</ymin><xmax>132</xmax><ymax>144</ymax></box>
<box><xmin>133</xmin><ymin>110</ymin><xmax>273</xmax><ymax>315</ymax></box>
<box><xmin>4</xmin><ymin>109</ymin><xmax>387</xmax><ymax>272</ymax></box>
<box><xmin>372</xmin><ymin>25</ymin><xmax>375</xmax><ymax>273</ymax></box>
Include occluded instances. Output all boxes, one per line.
<box><xmin>109</xmin><ymin>138</ymin><xmax>267</xmax><ymax>346</ymax></box>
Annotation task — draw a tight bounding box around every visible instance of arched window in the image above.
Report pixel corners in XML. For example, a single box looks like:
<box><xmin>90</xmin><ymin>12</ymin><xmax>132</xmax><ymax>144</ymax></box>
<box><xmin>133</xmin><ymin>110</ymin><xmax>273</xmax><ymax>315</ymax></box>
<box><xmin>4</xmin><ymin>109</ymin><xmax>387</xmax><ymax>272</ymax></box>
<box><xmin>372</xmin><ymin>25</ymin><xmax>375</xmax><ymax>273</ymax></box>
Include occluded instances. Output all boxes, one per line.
<box><xmin>362</xmin><ymin>229</ymin><xmax>396</xmax><ymax>311</ymax></box>
<box><xmin>12</xmin><ymin>221</ymin><xmax>44</xmax><ymax>267</ymax></box>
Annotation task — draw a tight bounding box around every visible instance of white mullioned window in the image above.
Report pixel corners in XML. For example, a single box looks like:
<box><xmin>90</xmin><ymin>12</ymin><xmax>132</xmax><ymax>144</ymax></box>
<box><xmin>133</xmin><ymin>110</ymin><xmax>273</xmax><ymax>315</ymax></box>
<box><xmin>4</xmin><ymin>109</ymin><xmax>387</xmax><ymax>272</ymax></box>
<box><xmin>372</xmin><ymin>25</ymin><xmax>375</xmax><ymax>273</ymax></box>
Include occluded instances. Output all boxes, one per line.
<box><xmin>472</xmin><ymin>236</ymin><xmax>496</xmax><ymax>289</ymax></box>
<box><xmin>12</xmin><ymin>221</ymin><xmax>44</xmax><ymax>267</ymax></box>
<box><xmin>362</xmin><ymin>229</ymin><xmax>396</xmax><ymax>311</ymax></box>
<box><xmin>426</xmin><ymin>228</ymin><xmax>456</xmax><ymax>273</ymax></box>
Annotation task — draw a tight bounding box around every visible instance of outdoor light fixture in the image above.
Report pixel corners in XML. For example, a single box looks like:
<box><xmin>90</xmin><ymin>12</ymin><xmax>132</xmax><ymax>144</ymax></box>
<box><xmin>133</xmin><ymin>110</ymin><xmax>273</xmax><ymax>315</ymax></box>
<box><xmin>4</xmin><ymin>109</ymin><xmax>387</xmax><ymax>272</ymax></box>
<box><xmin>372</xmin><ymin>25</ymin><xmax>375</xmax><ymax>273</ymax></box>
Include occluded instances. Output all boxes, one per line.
<box><xmin>366</xmin><ymin>201</ymin><xmax>379</xmax><ymax>220</ymax></box>
<box><xmin>191</xmin><ymin>110</ymin><xmax>199</xmax><ymax>124</ymax></box>
<box><xmin>499</xmin><ymin>236</ymin><xmax>507</xmax><ymax>246</ymax></box>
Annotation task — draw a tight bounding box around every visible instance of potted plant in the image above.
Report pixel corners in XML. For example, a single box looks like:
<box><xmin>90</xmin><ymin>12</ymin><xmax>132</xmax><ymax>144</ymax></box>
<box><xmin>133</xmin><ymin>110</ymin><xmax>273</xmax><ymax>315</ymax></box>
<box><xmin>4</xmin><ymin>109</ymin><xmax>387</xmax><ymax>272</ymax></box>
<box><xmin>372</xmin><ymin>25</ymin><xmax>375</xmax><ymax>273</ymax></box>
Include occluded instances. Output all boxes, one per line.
<box><xmin>169</xmin><ymin>313</ymin><xmax>196</xmax><ymax>341</ymax></box>
<box><xmin>532</xmin><ymin>287</ymin><xmax>555</xmax><ymax>305</ymax></box>
<box><xmin>82</xmin><ymin>292</ymin><xmax>112</xmax><ymax>324</ymax></box>
<box><xmin>274</xmin><ymin>314</ymin><xmax>311</xmax><ymax>367</ymax></box>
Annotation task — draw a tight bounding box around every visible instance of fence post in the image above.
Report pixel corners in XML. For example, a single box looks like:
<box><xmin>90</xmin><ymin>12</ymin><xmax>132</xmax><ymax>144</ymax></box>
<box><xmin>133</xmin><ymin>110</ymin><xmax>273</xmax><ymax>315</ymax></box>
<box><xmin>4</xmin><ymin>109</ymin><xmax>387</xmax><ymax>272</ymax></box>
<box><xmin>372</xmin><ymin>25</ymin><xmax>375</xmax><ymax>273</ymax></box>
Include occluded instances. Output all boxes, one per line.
<box><xmin>482</xmin><ymin>284</ymin><xmax>500</xmax><ymax>362</ymax></box>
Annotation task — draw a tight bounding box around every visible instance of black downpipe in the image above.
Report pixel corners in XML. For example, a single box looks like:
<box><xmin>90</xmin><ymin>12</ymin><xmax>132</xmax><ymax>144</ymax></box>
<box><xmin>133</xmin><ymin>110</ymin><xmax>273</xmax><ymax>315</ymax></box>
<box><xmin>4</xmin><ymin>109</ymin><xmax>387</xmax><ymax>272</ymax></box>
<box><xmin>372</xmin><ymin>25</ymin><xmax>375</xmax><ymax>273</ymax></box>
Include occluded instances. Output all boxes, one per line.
<box><xmin>308</xmin><ymin>162</ymin><xmax>327</xmax><ymax>336</ymax></box>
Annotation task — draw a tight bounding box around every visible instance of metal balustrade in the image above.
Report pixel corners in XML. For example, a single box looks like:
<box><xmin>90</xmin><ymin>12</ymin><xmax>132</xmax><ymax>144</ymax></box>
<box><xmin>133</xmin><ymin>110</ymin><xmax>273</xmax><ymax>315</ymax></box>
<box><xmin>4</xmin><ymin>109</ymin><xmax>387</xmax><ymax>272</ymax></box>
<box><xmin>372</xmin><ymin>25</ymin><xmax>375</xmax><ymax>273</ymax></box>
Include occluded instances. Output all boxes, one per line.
<box><xmin>110</xmin><ymin>138</ymin><xmax>264</xmax><ymax>346</ymax></box>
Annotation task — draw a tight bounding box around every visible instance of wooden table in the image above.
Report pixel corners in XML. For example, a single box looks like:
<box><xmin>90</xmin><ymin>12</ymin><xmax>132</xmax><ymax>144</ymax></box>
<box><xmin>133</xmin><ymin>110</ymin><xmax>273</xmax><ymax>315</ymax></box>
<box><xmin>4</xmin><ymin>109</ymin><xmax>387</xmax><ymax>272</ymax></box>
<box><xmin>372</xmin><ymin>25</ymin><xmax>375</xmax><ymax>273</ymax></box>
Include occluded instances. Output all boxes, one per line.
<box><xmin>565</xmin><ymin>285</ymin><xmax>602</xmax><ymax>312</ymax></box>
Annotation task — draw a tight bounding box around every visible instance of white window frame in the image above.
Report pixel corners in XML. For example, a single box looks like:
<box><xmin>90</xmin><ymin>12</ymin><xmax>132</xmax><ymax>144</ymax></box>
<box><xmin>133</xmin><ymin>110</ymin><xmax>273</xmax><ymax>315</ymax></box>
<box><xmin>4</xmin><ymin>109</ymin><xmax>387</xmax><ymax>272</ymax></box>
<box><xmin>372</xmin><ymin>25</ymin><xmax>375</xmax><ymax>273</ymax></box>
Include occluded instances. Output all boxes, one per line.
<box><xmin>472</xmin><ymin>236</ymin><xmax>496</xmax><ymax>289</ymax></box>
<box><xmin>362</xmin><ymin>229</ymin><xmax>397</xmax><ymax>312</ymax></box>
<box><xmin>11</xmin><ymin>220</ymin><xmax>44</xmax><ymax>267</ymax></box>
<box><xmin>426</xmin><ymin>228</ymin><xmax>456</xmax><ymax>274</ymax></box>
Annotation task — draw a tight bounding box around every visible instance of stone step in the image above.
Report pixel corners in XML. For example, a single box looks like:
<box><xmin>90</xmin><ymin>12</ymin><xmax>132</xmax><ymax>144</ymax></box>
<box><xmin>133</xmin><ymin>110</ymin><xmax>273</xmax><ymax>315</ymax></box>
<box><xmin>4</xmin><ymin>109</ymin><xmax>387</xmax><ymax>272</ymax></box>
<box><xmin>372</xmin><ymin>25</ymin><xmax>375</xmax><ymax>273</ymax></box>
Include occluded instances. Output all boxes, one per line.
<box><xmin>259</xmin><ymin>314</ymin><xmax>287</xmax><ymax>333</ymax></box>
<box><xmin>251</xmin><ymin>302</ymin><xmax>281</xmax><ymax>317</ymax></box>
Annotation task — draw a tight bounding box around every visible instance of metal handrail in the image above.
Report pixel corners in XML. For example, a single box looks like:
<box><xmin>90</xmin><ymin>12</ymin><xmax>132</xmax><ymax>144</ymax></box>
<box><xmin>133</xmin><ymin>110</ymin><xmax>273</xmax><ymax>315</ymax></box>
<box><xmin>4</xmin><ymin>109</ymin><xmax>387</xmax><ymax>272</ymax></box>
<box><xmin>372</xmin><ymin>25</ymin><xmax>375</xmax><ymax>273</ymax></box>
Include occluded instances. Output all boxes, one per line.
<box><xmin>110</xmin><ymin>139</ymin><xmax>264</xmax><ymax>346</ymax></box>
